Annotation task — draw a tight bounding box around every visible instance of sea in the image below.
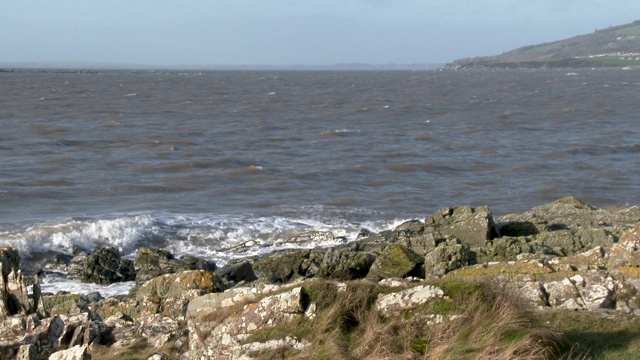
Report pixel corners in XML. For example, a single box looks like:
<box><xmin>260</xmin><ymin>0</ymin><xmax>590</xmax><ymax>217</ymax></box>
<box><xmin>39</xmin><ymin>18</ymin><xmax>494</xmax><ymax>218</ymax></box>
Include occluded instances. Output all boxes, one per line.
<box><xmin>1</xmin><ymin>68</ymin><xmax>639</xmax><ymax>296</ymax></box>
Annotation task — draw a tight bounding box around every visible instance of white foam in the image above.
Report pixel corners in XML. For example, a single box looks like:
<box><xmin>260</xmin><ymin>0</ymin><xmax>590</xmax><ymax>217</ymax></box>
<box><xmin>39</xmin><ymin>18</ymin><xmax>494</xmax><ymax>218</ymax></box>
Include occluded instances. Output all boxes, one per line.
<box><xmin>39</xmin><ymin>273</ymin><xmax>135</xmax><ymax>298</ymax></box>
<box><xmin>3</xmin><ymin>210</ymin><xmax>415</xmax><ymax>297</ymax></box>
<box><xmin>0</xmin><ymin>215</ymin><xmax>159</xmax><ymax>258</ymax></box>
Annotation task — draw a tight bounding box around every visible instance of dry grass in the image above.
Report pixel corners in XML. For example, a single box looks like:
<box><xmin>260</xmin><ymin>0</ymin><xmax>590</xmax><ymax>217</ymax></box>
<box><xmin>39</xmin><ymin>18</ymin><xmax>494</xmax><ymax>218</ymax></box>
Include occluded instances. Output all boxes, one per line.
<box><xmin>90</xmin><ymin>340</ymin><xmax>176</xmax><ymax>360</ymax></box>
<box><xmin>426</xmin><ymin>278</ymin><xmax>570</xmax><ymax>360</ymax></box>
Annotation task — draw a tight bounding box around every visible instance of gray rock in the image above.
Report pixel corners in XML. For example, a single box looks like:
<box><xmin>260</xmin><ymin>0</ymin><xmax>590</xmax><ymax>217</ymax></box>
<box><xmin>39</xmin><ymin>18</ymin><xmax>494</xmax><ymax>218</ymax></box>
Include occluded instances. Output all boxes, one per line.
<box><xmin>17</xmin><ymin>344</ymin><xmax>37</xmax><ymax>360</ymax></box>
<box><xmin>366</xmin><ymin>244</ymin><xmax>424</xmax><ymax>281</ymax></box>
<box><xmin>134</xmin><ymin>247</ymin><xmax>216</xmax><ymax>285</ymax></box>
<box><xmin>317</xmin><ymin>248</ymin><xmax>376</xmax><ymax>280</ymax></box>
<box><xmin>424</xmin><ymin>205</ymin><xmax>498</xmax><ymax>247</ymax></box>
<box><xmin>215</xmin><ymin>260</ymin><xmax>257</xmax><ymax>285</ymax></box>
<box><xmin>252</xmin><ymin>250</ymin><xmax>309</xmax><ymax>283</ymax></box>
<box><xmin>424</xmin><ymin>238</ymin><xmax>474</xmax><ymax>276</ymax></box>
<box><xmin>48</xmin><ymin>345</ymin><xmax>90</xmax><ymax>360</ymax></box>
<box><xmin>72</xmin><ymin>247</ymin><xmax>135</xmax><ymax>285</ymax></box>
<box><xmin>1</xmin><ymin>247</ymin><xmax>32</xmax><ymax>316</ymax></box>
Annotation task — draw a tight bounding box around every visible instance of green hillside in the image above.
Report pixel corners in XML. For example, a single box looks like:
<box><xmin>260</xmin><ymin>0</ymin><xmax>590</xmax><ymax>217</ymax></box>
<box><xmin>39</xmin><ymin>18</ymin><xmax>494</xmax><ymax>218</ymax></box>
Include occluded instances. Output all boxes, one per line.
<box><xmin>448</xmin><ymin>20</ymin><xmax>640</xmax><ymax>69</ymax></box>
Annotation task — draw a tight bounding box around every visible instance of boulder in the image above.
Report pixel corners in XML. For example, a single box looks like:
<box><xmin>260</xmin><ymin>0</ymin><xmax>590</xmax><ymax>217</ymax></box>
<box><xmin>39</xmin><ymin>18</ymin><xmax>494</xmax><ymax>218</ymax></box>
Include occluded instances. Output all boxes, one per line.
<box><xmin>135</xmin><ymin>270</ymin><xmax>226</xmax><ymax>318</ymax></box>
<box><xmin>185</xmin><ymin>286</ymin><xmax>309</xmax><ymax>359</ymax></box>
<box><xmin>252</xmin><ymin>249</ymin><xmax>326</xmax><ymax>283</ymax></box>
<box><xmin>424</xmin><ymin>205</ymin><xmax>498</xmax><ymax>247</ymax></box>
<box><xmin>279</xmin><ymin>230</ymin><xmax>343</xmax><ymax>245</ymax></box>
<box><xmin>317</xmin><ymin>248</ymin><xmax>376</xmax><ymax>280</ymax></box>
<box><xmin>497</xmin><ymin>197</ymin><xmax>640</xmax><ymax>237</ymax></box>
<box><xmin>215</xmin><ymin>260</ymin><xmax>257</xmax><ymax>285</ymax></box>
<box><xmin>42</xmin><ymin>292</ymin><xmax>102</xmax><ymax>316</ymax></box>
<box><xmin>17</xmin><ymin>344</ymin><xmax>37</xmax><ymax>360</ymax></box>
<box><xmin>73</xmin><ymin>247</ymin><xmax>135</xmax><ymax>285</ymax></box>
<box><xmin>366</xmin><ymin>244</ymin><xmax>424</xmax><ymax>281</ymax></box>
<box><xmin>375</xmin><ymin>285</ymin><xmax>444</xmax><ymax>317</ymax></box>
<box><xmin>134</xmin><ymin>247</ymin><xmax>216</xmax><ymax>285</ymax></box>
<box><xmin>424</xmin><ymin>238</ymin><xmax>474</xmax><ymax>276</ymax></box>
<box><xmin>544</xmin><ymin>272</ymin><xmax>616</xmax><ymax>310</ymax></box>
<box><xmin>607</xmin><ymin>224</ymin><xmax>640</xmax><ymax>268</ymax></box>
<box><xmin>48</xmin><ymin>345</ymin><xmax>90</xmax><ymax>360</ymax></box>
<box><xmin>1</xmin><ymin>247</ymin><xmax>31</xmax><ymax>316</ymax></box>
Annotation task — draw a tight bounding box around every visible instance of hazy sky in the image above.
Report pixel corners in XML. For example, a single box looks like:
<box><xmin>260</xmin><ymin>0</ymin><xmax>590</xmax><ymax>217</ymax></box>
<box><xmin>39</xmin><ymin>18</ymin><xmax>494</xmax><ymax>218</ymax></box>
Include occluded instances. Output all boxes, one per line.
<box><xmin>2</xmin><ymin>0</ymin><xmax>639</xmax><ymax>66</ymax></box>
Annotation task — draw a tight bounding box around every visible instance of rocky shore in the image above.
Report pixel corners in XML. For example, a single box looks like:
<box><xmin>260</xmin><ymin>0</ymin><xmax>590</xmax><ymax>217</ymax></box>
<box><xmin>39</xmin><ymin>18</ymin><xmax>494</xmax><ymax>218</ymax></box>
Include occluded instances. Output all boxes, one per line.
<box><xmin>2</xmin><ymin>197</ymin><xmax>640</xmax><ymax>359</ymax></box>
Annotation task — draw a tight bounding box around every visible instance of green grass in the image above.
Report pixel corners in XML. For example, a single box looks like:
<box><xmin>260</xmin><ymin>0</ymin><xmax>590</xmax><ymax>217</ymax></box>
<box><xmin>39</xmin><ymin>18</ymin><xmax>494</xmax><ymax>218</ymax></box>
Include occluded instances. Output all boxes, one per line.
<box><xmin>590</xmin><ymin>56</ymin><xmax>640</xmax><ymax>67</ymax></box>
<box><xmin>616</xmin><ymin>25</ymin><xmax>640</xmax><ymax>36</ymax></box>
<box><xmin>537</xmin><ymin>310</ymin><xmax>640</xmax><ymax>359</ymax></box>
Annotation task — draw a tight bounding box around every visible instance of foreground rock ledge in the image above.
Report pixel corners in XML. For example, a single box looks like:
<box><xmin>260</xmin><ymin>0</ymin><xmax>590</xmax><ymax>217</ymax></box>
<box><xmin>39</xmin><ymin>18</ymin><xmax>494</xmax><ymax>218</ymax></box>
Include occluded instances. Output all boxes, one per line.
<box><xmin>0</xmin><ymin>197</ymin><xmax>639</xmax><ymax>359</ymax></box>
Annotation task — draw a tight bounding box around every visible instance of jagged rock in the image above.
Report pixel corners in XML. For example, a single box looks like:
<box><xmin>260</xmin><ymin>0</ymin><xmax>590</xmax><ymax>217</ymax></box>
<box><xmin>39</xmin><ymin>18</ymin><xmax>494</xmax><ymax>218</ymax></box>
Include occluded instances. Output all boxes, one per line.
<box><xmin>607</xmin><ymin>224</ymin><xmax>640</xmax><ymax>267</ymax></box>
<box><xmin>187</xmin><ymin>283</ymin><xmax>283</xmax><ymax>319</ymax></box>
<box><xmin>72</xmin><ymin>247</ymin><xmax>135</xmax><ymax>285</ymax></box>
<box><xmin>42</xmin><ymin>292</ymin><xmax>102</xmax><ymax>316</ymax></box>
<box><xmin>317</xmin><ymin>248</ymin><xmax>376</xmax><ymax>280</ymax></box>
<box><xmin>279</xmin><ymin>230</ymin><xmax>343</xmax><ymax>245</ymax></box>
<box><xmin>375</xmin><ymin>285</ymin><xmax>444</xmax><ymax>316</ymax></box>
<box><xmin>535</xmin><ymin>228</ymin><xmax>615</xmax><ymax>256</ymax></box>
<box><xmin>48</xmin><ymin>345</ymin><xmax>90</xmax><ymax>360</ymax></box>
<box><xmin>215</xmin><ymin>260</ymin><xmax>257</xmax><ymax>285</ymax></box>
<box><xmin>519</xmin><ymin>282</ymin><xmax>550</xmax><ymax>307</ymax></box>
<box><xmin>185</xmin><ymin>286</ymin><xmax>309</xmax><ymax>359</ymax></box>
<box><xmin>497</xmin><ymin>197</ymin><xmax>640</xmax><ymax>237</ymax></box>
<box><xmin>424</xmin><ymin>238</ymin><xmax>474</xmax><ymax>276</ymax></box>
<box><xmin>1</xmin><ymin>248</ymin><xmax>33</xmax><ymax>317</ymax></box>
<box><xmin>134</xmin><ymin>247</ymin><xmax>216</xmax><ymax>285</ymax></box>
<box><xmin>240</xmin><ymin>336</ymin><xmax>311</xmax><ymax>357</ymax></box>
<box><xmin>477</xmin><ymin>236</ymin><xmax>555</xmax><ymax>262</ymax></box>
<box><xmin>424</xmin><ymin>205</ymin><xmax>498</xmax><ymax>247</ymax></box>
<box><xmin>366</xmin><ymin>243</ymin><xmax>424</xmax><ymax>281</ymax></box>
<box><xmin>17</xmin><ymin>344</ymin><xmax>37</xmax><ymax>360</ymax></box>
<box><xmin>252</xmin><ymin>249</ymin><xmax>326</xmax><ymax>283</ymax></box>
<box><xmin>544</xmin><ymin>271</ymin><xmax>616</xmax><ymax>310</ymax></box>
<box><xmin>135</xmin><ymin>270</ymin><xmax>226</xmax><ymax>318</ymax></box>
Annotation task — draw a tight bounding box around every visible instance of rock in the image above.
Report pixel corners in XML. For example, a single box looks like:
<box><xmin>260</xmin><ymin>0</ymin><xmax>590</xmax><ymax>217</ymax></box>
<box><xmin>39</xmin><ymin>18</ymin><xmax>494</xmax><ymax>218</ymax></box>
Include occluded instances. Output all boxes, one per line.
<box><xmin>424</xmin><ymin>205</ymin><xmax>498</xmax><ymax>246</ymax></box>
<box><xmin>607</xmin><ymin>224</ymin><xmax>640</xmax><ymax>267</ymax></box>
<box><xmin>187</xmin><ymin>283</ymin><xmax>283</xmax><ymax>319</ymax></box>
<box><xmin>147</xmin><ymin>354</ymin><xmax>168</xmax><ymax>360</ymax></box>
<box><xmin>252</xmin><ymin>249</ymin><xmax>325</xmax><ymax>283</ymax></box>
<box><xmin>424</xmin><ymin>238</ymin><xmax>474</xmax><ymax>276</ymax></box>
<box><xmin>366</xmin><ymin>243</ymin><xmax>424</xmax><ymax>281</ymax></box>
<box><xmin>17</xmin><ymin>344</ymin><xmax>37</xmax><ymax>360</ymax></box>
<box><xmin>497</xmin><ymin>197</ymin><xmax>640</xmax><ymax>237</ymax></box>
<box><xmin>375</xmin><ymin>285</ymin><xmax>444</xmax><ymax>316</ymax></box>
<box><xmin>280</xmin><ymin>230</ymin><xmax>342</xmax><ymax>245</ymax></box>
<box><xmin>185</xmin><ymin>286</ymin><xmax>309</xmax><ymax>359</ymax></box>
<box><xmin>519</xmin><ymin>282</ymin><xmax>550</xmax><ymax>307</ymax></box>
<box><xmin>544</xmin><ymin>271</ymin><xmax>616</xmax><ymax>310</ymax></box>
<box><xmin>74</xmin><ymin>247</ymin><xmax>135</xmax><ymax>285</ymax></box>
<box><xmin>42</xmin><ymin>292</ymin><xmax>102</xmax><ymax>316</ymax></box>
<box><xmin>215</xmin><ymin>260</ymin><xmax>257</xmax><ymax>285</ymax></box>
<box><xmin>48</xmin><ymin>345</ymin><xmax>90</xmax><ymax>360</ymax></box>
<box><xmin>1</xmin><ymin>247</ymin><xmax>32</xmax><ymax>317</ymax></box>
<box><xmin>317</xmin><ymin>248</ymin><xmax>376</xmax><ymax>280</ymax></box>
<box><xmin>136</xmin><ymin>270</ymin><xmax>226</xmax><ymax>318</ymax></box>
<box><xmin>134</xmin><ymin>247</ymin><xmax>216</xmax><ymax>285</ymax></box>
<box><xmin>534</xmin><ymin>228</ymin><xmax>615</xmax><ymax>256</ymax></box>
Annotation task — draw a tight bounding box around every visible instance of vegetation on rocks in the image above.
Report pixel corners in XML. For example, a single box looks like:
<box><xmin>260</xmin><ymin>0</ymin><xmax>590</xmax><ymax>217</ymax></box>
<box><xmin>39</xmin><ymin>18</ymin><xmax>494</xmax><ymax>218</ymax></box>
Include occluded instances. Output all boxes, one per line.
<box><xmin>1</xmin><ymin>196</ymin><xmax>640</xmax><ymax>358</ymax></box>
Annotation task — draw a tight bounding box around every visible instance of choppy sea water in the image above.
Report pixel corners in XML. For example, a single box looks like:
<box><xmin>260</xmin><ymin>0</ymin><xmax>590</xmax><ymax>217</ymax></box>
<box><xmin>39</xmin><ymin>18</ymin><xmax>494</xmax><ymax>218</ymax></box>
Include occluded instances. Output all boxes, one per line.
<box><xmin>1</xmin><ymin>69</ymin><xmax>639</xmax><ymax>296</ymax></box>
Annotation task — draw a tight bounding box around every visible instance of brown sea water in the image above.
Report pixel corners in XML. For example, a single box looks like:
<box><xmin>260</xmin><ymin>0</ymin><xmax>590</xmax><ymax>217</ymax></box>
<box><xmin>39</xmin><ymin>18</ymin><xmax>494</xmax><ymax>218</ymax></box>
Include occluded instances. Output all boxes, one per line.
<box><xmin>1</xmin><ymin>69</ymin><xmax>639</xmax><ymax>279</ymax></box>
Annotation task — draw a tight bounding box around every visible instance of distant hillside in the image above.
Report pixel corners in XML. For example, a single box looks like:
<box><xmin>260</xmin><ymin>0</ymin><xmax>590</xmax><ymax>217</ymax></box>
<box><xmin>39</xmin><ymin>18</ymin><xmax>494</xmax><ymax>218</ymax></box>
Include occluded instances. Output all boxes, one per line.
<box><xmin>448</xmin><ymin>20</ymin><xmax>640</xmax><ymax>69</ymax></box>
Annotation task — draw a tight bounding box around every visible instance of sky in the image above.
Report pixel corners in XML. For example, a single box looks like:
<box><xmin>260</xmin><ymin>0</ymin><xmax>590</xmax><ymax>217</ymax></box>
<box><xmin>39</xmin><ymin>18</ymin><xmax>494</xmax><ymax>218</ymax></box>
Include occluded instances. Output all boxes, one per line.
<box><xmin>2</xmin><ymin>0</ymin><xmax>640</xmax><ymax>67</ymax></box>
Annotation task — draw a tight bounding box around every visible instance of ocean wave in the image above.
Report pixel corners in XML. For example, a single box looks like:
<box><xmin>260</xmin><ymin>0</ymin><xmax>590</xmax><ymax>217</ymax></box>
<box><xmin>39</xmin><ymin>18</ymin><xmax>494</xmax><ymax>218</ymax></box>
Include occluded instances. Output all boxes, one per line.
<box><xmin>0</xmin><ymin>210</ymin><xmax>408</xmax><ymax>268</ymax></box>
<box><xmin>320</xmin><ymin>129</ymin><xmax>361</xmax><ymax>136</ymax></box>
